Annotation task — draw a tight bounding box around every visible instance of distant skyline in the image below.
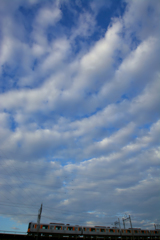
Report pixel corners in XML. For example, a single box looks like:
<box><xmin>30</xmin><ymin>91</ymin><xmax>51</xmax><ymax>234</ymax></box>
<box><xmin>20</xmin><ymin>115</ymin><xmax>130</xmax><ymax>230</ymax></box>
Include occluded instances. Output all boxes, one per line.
<box><xmin>0</xmin><ymin>0</ymin><xmax>160</xmax><ymax>233</ymax></box>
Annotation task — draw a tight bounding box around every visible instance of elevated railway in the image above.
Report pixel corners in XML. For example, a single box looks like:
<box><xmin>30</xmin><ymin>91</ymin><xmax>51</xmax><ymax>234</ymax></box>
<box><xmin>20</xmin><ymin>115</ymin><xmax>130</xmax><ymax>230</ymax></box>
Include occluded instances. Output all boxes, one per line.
<box><xmin>0</xmin><ymin>233</ymin><xmax>160</xmax><ymax>240</ymax></box>
<box><xmin>26</xmin><ymin>222</ymin><xmax>160</xmax><ymax>240</ymax></box>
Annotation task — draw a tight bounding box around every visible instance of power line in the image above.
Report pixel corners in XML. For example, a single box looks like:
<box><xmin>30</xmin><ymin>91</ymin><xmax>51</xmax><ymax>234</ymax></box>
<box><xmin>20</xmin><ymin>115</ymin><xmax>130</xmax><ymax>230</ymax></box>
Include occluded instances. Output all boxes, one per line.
<box><xmin>0</xmin><ymin>201</ymin><xmax>109</xmax><ymax>218</ymax></box>
<box><xmin>0</xmin><ymin>213</ymin><xmax>37</xmax><ymax>217</ymax></box>
<box><xmin>0</xmin><ymin>161</ymin><xmax>42</xmax><ymax>205</ymax></box>
<box><xmin>0</xmin><ymin>202</ymin><xmax>39</xmax><ymax>209</ymax></box>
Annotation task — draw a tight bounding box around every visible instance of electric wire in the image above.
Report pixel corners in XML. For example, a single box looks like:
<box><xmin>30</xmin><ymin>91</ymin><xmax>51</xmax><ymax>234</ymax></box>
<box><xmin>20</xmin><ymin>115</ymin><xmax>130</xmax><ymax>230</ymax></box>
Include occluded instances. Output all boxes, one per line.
<box><xmin>0</xmin><ymin>201</ymin><xmax>110</xmax><ymax>219</ymax></box>
<box><xmin>0</xmin><ymin>157</ymin><xmax>153</xmax><ymax>228</ymax></box>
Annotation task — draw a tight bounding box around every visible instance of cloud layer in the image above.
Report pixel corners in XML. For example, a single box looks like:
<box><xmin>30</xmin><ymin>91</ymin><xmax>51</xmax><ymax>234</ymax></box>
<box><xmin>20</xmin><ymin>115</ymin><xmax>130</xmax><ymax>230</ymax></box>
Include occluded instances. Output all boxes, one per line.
<box><xmin>0</xmin><ymin>0</ymin><xmax>160</xmax><ymax>231</ymax></box>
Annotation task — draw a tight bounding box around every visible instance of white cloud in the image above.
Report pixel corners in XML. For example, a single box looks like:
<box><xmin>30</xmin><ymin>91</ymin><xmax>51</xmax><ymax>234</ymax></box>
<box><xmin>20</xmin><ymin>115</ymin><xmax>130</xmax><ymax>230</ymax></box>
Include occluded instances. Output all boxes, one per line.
<box><xmin>41</xmin><ymin>38</ymin><xmax>71</xmax><ymax>72</ymax></box>
<box><xmin>124</xmin><ymin>0</ymin><xmax>160</xmax><ymax>41</ymax></box>
<box><xmin>31</xmin><ymin>2</ymin><xmax>62</xmax><ymax>58</ymax></box>
<box><xmin>35</xmin><ymin>3</ymin><xmax>61</xmax><ymax>28</ymax></box>
<box><xmin>0</xmin><ymin>0</ymin><xmax>159</xmax><ymax>230</ymax></box>
<box><xmin>73</xmin><ymin>20</ymin><xmax>123</xmax><ymax>92</ymax></box>
<box><xmin>129</xmin><ymin>74</ymin><xmax>160</xmax><ymax>123</ymax></box>
<box><xmin>70</xmin><ymin>11</ymin><xmax>97</xmax><ymax>40</ymax></box>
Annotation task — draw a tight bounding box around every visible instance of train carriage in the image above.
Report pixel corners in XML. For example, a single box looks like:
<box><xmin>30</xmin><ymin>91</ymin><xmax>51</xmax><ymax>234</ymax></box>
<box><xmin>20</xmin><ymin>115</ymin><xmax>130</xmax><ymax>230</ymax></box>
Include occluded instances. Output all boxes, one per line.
<box><xmin>28</xmin><ymin>222</ymin><xmax>83</xmax><ymax>236</ymax></box>
<box><xmin>27</xmin><ymin>222</ymin><xmax>160</xmax><ymax>238</ymax></box>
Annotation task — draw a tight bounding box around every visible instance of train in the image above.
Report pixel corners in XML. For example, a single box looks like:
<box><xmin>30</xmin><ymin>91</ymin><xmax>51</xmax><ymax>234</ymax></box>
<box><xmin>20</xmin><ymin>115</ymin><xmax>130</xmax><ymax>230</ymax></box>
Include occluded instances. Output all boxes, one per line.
<box><xmin>27</xmin><ymin>222</ymin><xmax>160</xmax><ymax>238</ymax></box>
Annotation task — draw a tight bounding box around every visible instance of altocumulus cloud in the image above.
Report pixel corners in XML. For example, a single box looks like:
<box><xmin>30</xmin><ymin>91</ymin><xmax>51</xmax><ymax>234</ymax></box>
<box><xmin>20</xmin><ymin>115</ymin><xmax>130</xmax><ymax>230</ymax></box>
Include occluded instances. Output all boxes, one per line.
<box><xmin>0</xmin><ymin>0</ymin><xmax>160</xmax><ymax>231</ymax></box>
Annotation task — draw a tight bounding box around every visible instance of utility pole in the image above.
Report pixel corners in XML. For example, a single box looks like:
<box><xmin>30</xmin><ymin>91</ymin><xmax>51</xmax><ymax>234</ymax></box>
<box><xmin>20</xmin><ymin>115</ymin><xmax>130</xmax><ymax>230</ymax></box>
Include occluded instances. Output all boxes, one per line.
<box><xmin>129</xmin><ymin>215</ymin><xmax>133</xmax><ymax>229</ymax></box>
<box><xmin>122</xmin><ymin>215</ymin><xmax>134</xmax><ymax>240</ymax></box>
<box><xmin>122</xmin><ymin>215</ymin><xmax>132</xmax><ymax>229</ymax></box>
<box><xmin>123</xmin><ymin>218</ymin><xmax>125</xmax><ymax>229</ymax></box>
<box><xmin>114</xmin><ymin>218</ymin><xmax>121</xmax><ymax>234</ymax></box>
<box><xmin>154</xmin><ymin>224</ymin><xmax>160</xmax><ymax>230</ymax></box>
<box><xmin>37</xmin><ymin>203</ymin><xmax>43</xmax><ymax>240</ymax></box>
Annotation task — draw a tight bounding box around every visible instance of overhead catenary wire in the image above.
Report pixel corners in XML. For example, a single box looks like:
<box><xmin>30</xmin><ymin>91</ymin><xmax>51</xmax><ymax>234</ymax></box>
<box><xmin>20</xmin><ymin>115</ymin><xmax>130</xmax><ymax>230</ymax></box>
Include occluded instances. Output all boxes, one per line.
<box><xmin>0</xmin><ymin>201</ymin><xmax>106</xmax><ymax>218</ymax></box>
<box><xmin>0</xmin><ymin>213</ymin><xmax>37</xmax><ymax>217</ymax></box>
<box><xmin>42</xmin><ymin>215</ymin><xmax>112</xmax><ymax>225</ymax></box>
<box><xmin>0</xmin><ymin>161</ymin><xmax>43</xmax><ymax>206</ymax></box>
<box><xmin>0</xmin><ymin>157</ymin><xmax>146</xmax><ymax>227</ymax></box>
<box><xmin>0</xmin><ymin>201</ymin><xmax>115</xmax><ymax>228</ymax></box>
<box><xmin>0</xmin><ymin>200</ymin><xmax>110</xmax><ymax>219</ymax></box>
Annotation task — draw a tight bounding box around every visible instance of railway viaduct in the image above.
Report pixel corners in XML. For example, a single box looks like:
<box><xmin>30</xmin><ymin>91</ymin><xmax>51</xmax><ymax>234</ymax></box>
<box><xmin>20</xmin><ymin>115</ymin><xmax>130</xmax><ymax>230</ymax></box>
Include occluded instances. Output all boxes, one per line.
<box><xmin>0</xmin><ymin>233</ymin><xmax>160</xmax><ymax>240</ymax></box>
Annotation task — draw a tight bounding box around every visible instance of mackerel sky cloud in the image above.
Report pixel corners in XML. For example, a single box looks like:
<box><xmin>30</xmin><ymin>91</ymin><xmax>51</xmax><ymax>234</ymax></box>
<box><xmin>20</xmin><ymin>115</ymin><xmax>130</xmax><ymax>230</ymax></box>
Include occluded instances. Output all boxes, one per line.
<box><xmin>0</xmin><ymin>0</ymin><xmax>160</xmax><ymax>232</ymax></box>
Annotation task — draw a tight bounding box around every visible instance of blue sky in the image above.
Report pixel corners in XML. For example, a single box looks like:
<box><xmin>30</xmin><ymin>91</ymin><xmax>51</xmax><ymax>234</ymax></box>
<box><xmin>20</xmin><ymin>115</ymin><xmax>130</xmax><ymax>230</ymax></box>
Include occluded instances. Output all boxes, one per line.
<box><xmin>0</xmin><ymin>0</ymin><xmax>160</xmax><ymax>233</ymax></box>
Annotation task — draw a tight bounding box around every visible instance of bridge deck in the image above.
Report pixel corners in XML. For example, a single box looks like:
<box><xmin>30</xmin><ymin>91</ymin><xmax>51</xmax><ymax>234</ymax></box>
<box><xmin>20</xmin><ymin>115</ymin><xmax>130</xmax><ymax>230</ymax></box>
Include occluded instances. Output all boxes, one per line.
<box><xmin>0</xmin><ymin>233</ymin><xmax>160</xmax><ymax>240</ymax></box>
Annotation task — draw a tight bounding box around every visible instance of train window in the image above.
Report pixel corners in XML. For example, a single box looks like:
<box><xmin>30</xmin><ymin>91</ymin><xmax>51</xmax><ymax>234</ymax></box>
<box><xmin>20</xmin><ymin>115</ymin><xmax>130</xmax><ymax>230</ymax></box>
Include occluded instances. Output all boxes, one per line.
<box><xmin>63</xmin><ymin>227</ymin><xmax>66</xmax><ymax>230</ymax></box>
<box><xmin>141</xmin><ymin>231</ymin><xmax>144</xmax><ymax>234</ymax></box>
<box><xmin>56</xmin><ymin>226</ymin><xmax>61</xmax><ymax>230</ymax></box>
<box><xmin>86</xmin><ymin>228</ymin><xmax>89</xmax><ymax>231</ymax></box>
<box><xmin>91</xmin><ymin>228</ymin><xmax>95</xmax><ymax>232</ymax></box>
<box><xmin>42</xmin><ymin>225</ymin><xmax>48</xmax><ymax>229</ymax></box>
<box><xmin>134</xmin><ymin>230</ymin><xmax>138</xmax><ymax>233</ymax></box>
<box><xmin>50</xmin><ymin>226</ymin><xmax>54</xmax><ymax>230</ymax></box>
<box><xmin>155</xmin><ymin>231</ymin><xmax>158</xmax><ymax>234</ymax></box>
<box><xmin>109</xmin><ymin>229</ymin><xmax>113</xmax><ymax>233</ymax></box>
<box><xmin>28</xmin><ymin>222</ymin><xmax>31</xmax><ymax>229</ymax></box>
<box><xmin>79</xmin><ymin>228</ymin><xmax>82</xmax><ymax>231</ymax></box>
<box><xmin>75</xmin><ymin>227</ymin><xmax>78</xmax><ymax>231</ymax></box>
<box><xmin>101</xmin><ymin>229</ymin><xmax>105</xmax><ymax>232</ymax></box>
<box><xmin>96</xmin><ymin>229</ymin><xmax>99</xmax><ymax>232</ymax></box>
<box><xmin>68</xmin><ymin>227</ymin><xmax>73</xmax><ymax>231</ymax></box>
<box><xmin>127</xmin><ymin>230</ymin><xmax>131</xmax><ymax>233</ymax></box>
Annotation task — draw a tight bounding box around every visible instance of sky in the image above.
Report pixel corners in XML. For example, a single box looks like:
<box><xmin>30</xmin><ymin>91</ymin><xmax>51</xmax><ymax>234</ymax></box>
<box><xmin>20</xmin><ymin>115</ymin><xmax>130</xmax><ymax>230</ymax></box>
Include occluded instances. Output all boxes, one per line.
<box><xmin>0</xmin><ymin>0</ymin><xmax>160</xmax><ymax>233</ymax></box>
